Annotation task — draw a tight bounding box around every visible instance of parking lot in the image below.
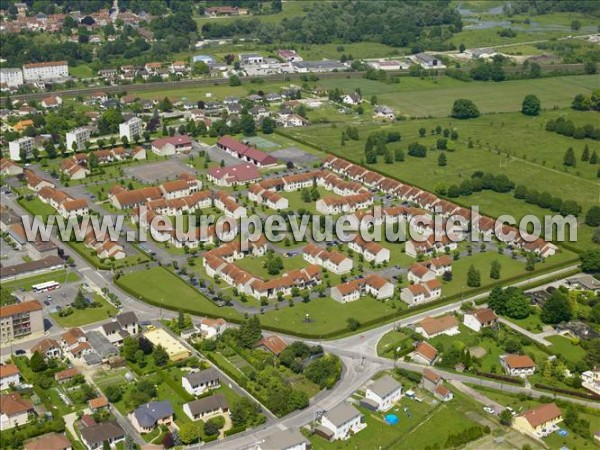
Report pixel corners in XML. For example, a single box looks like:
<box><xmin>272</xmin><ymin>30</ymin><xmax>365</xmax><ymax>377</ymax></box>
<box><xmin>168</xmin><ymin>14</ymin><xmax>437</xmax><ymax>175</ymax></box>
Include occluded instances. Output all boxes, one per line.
<box><xmin>123</xmin><ymin>159</ymin><xmax>196</xmax><ymax>184</ymax></box>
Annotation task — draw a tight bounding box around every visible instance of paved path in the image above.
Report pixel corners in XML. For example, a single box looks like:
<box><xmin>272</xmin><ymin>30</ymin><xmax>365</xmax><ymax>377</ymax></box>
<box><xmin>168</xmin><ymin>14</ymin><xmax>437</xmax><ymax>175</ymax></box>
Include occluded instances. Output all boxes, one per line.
<box><xmin>498</xmin><ymin>317</ymin><xmax>553</xmax><ymax>346</ymax></box>
<box><xmin>449</xmin><ymin>379</ymin><xmax>505</xmax><ymax>413</ymax></box>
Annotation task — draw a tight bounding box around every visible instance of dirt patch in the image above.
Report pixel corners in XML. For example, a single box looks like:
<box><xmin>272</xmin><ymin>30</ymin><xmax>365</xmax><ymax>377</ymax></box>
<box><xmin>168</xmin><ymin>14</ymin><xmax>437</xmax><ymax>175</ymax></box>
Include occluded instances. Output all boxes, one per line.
<box><xmin>469</xmin><ymin>346</ymin><xmax>487</xmax><ymax>358</ymax></box>
<box><xmin>123</xmin><ymin>159</ymin><xmax>196</xmax><ymax>184</ymax></box>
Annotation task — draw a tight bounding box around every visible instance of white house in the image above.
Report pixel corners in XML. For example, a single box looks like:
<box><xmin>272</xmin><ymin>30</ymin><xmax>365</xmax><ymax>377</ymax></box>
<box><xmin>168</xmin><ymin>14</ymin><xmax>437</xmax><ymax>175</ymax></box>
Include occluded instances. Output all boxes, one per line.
<box><xmin>182</xmin><ymin>368</ymin><xmax>220</xmax><ymax>396</ymax></box>
<box><xmin>256</xmin><ymin>429</ymin><xmax>310</xmax><ymax>450</ymax></box>
<box><xmin>22</xmin><ymin>61</ymin><xmax>68</xmax><ymax>81</ymax></box>
<box><xmin>199</xmin><ymin>318</ymin><xmax>227</xmax><ymax>339</ymax></box>
<box><xmin>0</xmin><ymin>68</ymin><xmax>24</xmax><ymax>88</ymax></box>
<box><xmin>400</xmin><ymin>279</ymin><xmax>442</xmax><ymax>306</ymax></box>
<box><xmin>415</xmin><ymin>315</ymin><xmax>459</xmax><ymax>339</ymax></box>
<box><xmin>407</xmin><ymin>263</ymin><xmax>437</xmax><ymax>284</ymax></box>
<box><xmin>0</xmin><ymin>364</ymin><xmax>20</xmax><ymax>390</ymax></box>
<box><xmin>0</xmin><ymin>393</ymin><xmax>32</xmax><ymax>430</ymax></box>
<box><xmin>463</xmin><ymin>308</ymin><xmax>498</xmax><ymax>333</ymax></box>
<box><xmin>318</xmin><ymin>403</ymin><xmax>364</xmax><ymax>441</ymax></box>
<box><xmin>582</xmin><ymin>369</ymin><xmax>600</xmax><ymax>395</ymax></box>
<box><xmin>363</xmin><ymin>375</ymin><xmax>402</xmax><ymax>411</ymax></box>
<box><xmin>500</xmin><ymin>354</ymin><xmax>536</xmax><ymax>377</ymax></box>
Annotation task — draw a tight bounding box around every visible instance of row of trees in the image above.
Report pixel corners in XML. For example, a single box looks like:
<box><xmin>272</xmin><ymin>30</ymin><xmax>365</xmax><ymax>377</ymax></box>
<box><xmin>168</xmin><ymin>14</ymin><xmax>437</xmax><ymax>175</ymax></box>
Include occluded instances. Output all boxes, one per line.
<box><xmin>571</xmin><ymin>90</ymin><xmax>600</xmax><ymax>112</ymax></box>
<box><xmin>546</xmin><ymin>117</ymin><xmax>600</xmax><ymax>141</ymax></box>
<box><xmin>514</xmin><ymin>184</ymin><xmax>582</xmax><ymax>217</ymax></box>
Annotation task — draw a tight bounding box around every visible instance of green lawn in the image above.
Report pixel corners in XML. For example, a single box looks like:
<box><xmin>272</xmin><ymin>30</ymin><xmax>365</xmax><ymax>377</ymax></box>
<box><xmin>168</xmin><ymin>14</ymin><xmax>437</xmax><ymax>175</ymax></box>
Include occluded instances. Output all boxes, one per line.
<box><xmin>18</xmin><ymin>196</ymin><xmax>56</xmax><ymax>220</ymax></box>
<box><xmin>69</xmin><ymin>64</ymin><xmax>94</xmax><ymax>79</ymax></box>
<box><xmin>503</xmin><ymin>308</ymin><xmax>546</xmax><ymax>332</ymax></box>
<box><xmin>2</xmin><ymin>270</ymin><xmax>80</xmax><ymax>292</ymax></box>
<box><xmin>51</xmin><ymin>294</ymin><xmax>118</xmax><ymax>327</ymax></box>
<box><xmin>115</xmin><ymin>266</ymin><xmax>243</xmax><ymax>321</ymax></box>
<box><xmin>235</xmin><ymin>254</ymin><xmax>308</xmax><ymax>280</ymax></box>
<box><xmin>546</xmin><ymin>335</ymin><xmax>587</xmax><ymax>364</ymax></box>
<box><xmin>376</xmin><ymin>330</ymin><xmax>414</xmax><ymax>358</ymax></box>
<box><xmin>68</xmin><ymin>241</ymin><xmax>150</xmax><ymax>270</ymax></box>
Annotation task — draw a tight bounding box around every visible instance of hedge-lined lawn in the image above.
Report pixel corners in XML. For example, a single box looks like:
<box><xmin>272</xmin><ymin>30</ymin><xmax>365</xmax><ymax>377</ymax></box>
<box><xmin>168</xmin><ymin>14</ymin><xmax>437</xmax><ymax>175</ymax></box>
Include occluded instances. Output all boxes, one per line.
<box><xmin>504</xmin><ymin>308</ymin><xmax>546</xmax><ymax>332</ymax></box>
<box><xmin>259</xmin><ymin>296</ymin><xmax>401</xmax><ymax>336</ymax></box>
<box><xmin>2</xmin><ymin>270</ymin><xmax>80</xmax><ymax>292</ymax></box>
<box><xmin>18</xmin><ymin>196</ymin><xmax>56</xmax><ymax>220</ymax></box>
<box><xmin>51</xmin><ymin>294</ymin><xmax>117</xmax><ymax>327</ymax></box>
<box><xmin>546</xmin><ymin>335</ymin><xmax>587</xmax><ymax>364</ymax></box>
<box><xmin>235</xmin><ymin>254</ymin><xmax>308</xmax><ymax>280</ymax></box>
<box><xmin>376</xmin><ymin>330</ymin><xmax>414</xmax><ymax>358</ymax></box>
<box><xmin>116</xmin><ymin>266</ymin><xmax>243</xmax><ymax>321</ymax></box>
<box><xmin>282</xmin><ymin>186</ymin><xmax>338</xmax><ymax>215</ymax></box>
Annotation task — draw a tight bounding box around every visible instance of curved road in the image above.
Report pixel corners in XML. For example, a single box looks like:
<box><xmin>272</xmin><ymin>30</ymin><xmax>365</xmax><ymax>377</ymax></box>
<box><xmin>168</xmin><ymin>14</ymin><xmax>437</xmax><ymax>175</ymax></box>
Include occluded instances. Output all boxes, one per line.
<box><xmin>3</xmin><ymin>194</ymin><xmax>596</xmax><ymax>450</ymax></box>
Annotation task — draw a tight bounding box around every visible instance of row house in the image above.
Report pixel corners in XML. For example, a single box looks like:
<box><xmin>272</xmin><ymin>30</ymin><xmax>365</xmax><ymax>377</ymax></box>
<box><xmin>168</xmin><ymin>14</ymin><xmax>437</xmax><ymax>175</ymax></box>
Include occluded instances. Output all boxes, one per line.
<box><xmin>281</xmin><ymin>171</ymin><xmax>322</xmax><ymax>192</ymax></box>
<box><xmin>330</xmin><ymin>274</ymin><xmax>394</xmax><ymax>303</ymax></box>
<box><xmin>348</xmin><ymin>236</ymin><xmax>390</xmax><ymax>264</ymax></box>
<box><xmin>315</xmin><ymin>192</ymin><xmax>374</xmax><ymax>215</ymax></box>
<box><xmin>0</xmin><ymin>159</ymin><xmax>23</xmax><ymax>176</ymax></box>
<box><xmin>61</xmin><ymin>159</ymin><xmax>89</xmax><ymax>180</ymax></box>
<box><xmin>146</xmin><ymin>190</ymin><xmax>212</xmax><ymax>216</ymax></box>
<box><xmin>37</xmin><ymin>187</ymin><xmax>89</xmax><ymax>219</ymax></box>
<box><xmin>249</xmin><ymin>265</ymin><xmax>321</xmax><ymax>300</ymax></box>
<box><xmin>405</xmin><ymin>234</ymin><xmax>458</xmax><ymax>258</ymax></box>
<box><xmin>109</xmin><ymin>186</ymin><xmax>162</xmax><ymax>210</ymax></box>
<box><xmin>247</xmin><ymin>184</ymin><xmax>289</xmax><ymax>210</ymax></box>
<box><xmin>23</xmin><ymin>170</ymin><xmax>54</xmax><ymax>191</ymax></box>
<box><xmin>151</xmin><ymin>135</ymin><xmax>193</xmax><ymax>156</ymax></box>
<box><xmin>303</xmin><ymin>243</ymin><xmax>353</xmax><ymax>275</ymax></box>
<box><xmin>159</xmin><ymin>175</ymin><xmax>202</xmax><ymax>200</ymax></box>
<box><xmin>400</xmin><ymin>279</ymin><xmax>442</xmax><ymax>306</ymax></box>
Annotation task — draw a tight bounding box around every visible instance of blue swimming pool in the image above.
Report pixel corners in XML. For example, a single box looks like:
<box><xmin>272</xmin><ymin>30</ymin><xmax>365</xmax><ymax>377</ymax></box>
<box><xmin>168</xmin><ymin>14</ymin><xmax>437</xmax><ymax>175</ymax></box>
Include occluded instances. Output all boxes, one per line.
<box><xmin>385</xmin><ymin>414</ymin><xmax>399</xmax><ymax>425</ymax></box>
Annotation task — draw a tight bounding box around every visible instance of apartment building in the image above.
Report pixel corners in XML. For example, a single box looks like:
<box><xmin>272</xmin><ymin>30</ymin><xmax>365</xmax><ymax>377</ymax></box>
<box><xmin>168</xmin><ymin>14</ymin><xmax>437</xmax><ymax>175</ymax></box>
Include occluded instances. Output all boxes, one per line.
<box><xmin>0</xmin><ymin>300</ymin><xmax>44</xmax><ymax>342</ymax></box>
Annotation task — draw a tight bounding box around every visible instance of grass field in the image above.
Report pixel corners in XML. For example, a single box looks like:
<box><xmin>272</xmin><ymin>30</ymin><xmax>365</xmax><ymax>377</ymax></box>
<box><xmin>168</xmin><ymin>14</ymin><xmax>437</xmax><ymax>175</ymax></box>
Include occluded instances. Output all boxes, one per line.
<box><xmin>116</xmin><ymin>266</ymin><xmax>243</xmax><ymax>321</ymax></box>
<box><xmin>51</xmin><ymin>294</ymin><xmax>117</xmax><ymax>327</ymax></box>
<box><xmin>287</xmin><ymin>107</ymin><xmax>598</xmax><ymax>250</ymax></box>
<box><xmin>317</xmin><ymin>75</ymin><xmax>598</xmax><ymax>117</ymax></box>
<box><xmin>235</xmin><ymin>254</ymin><xmax>307</xmax><ymax>280</ymax></box>
<box><xmin>546</xmin><ymin>335</ymin><xmax>587</xmax><ymax>364</ymax></box>
<box><xmin>2</xmin><ymin>270</ymin><xmax>80</xmax><ymax>292</ymax></box>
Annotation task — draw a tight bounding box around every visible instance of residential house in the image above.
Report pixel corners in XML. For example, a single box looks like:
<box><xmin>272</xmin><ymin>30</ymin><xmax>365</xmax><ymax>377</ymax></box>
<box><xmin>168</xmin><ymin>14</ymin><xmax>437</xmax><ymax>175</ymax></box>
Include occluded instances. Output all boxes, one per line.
<box><xmin>0</xmin><ymin>300</ymin><xmax>44</xmax><ymax>340</ymax></box>
<box><xmin>500</xmin><ymin>354</ymin><xmax>536</xmax><ymax>377</ymax></box>
<box><xmin>255</xmin><ymin>335</ymin><xmax>288</xmax><ymax>356</ymax></box>
<box><xmin>0</xmin><ymin>159</ymin><xmax>23</xmax><ymax>176</ymax></box>
<box><xmin>0</xmin><ymin>364</ymin><xmax>20</xmax><ymax>390</ymax></box>
<box><xmin>348</xmin><ymin>236</ymin><xmax>390</xmax><ymax>265</ymax></box>
<box><xmin>400</xmin><ymin>280</ymin><xmax>442</xmax><ymax>306</ymax></box>
<box><xmin>199</xmin><ymin>318</ymin><xmax>226</xmax><ymax>339</ymax></box>
<box><xmin>130</xmin><ymin>401</ymin><xmax>174</xmax><ymax>433</ymax></box>
<box><xmin>416</xmin><ymin>315</ymin><xmax>459</xmax><ymax>339</ymax></box>
<box><xmin>256</xmin><ymin>429</ymin><xmax>310</xmax><ymax>450</ymax></box>
<box><xmin>115</xmin><ymin>312</ymin><xmax>140</xmax><ymax>335</ymax></box>
<box><xmin>88</xmin><ymin>397</ymin><xmax>108</xmax><ymax>413</ymax></box>
<box><xmin>420</xmin><ymin>369</ymin><xmax>453</xmax><ymax>402</ymax></box>
<box><xmin>24</xmin><ymin>432</ymin><xmax>72</xmax><ymax>450</ymax></box>
<box><xmin>362</xmin><ymin>375</ymin><xmax>402</xmax><ymax>411</ymax></box>
<box><xmin>213</xmin><ymin>191</ymin><xmax>247</xmax><ymax>219</ymax></box>
<box><xmin>79</xmin><ymin>421</ymin><xmax>125</xmax><ymax>450</ymax></box>
<box><xmin>0</xmin><ymin>393</ymin><xmax>33</xmax><ymax>430</ymax></box>
<box><xmin>513</xmin><ymin>403</ymin><xmax>563</xmax><ymax>438</ymax></box>
<box><xmin>463</xmin><ymin>308</ymin><xmax>498</xmax><ymax>333</ymax></box>
<box><xmin>303</xmin><ymin>243</ymin><xmax>353</xmax><ymax>275</ymax></box>
<box><xmin>183</xmin><ymin>394</ymin><xmax>229</xmax><ymax>421</ymax></box>
<box><xmin>182</xmin><ymin>368</ymin><xmax>220</xmax><ymax>396</ymax></box>
<box><xmin>342</xmin><ymin>92</ymin><xmax>361</xmax><ymax>105</ymax></box>
<box><xmin>407</xmin><ymin>263</ymin><xmax>437</xmax><ymax>284</ymax></box>
<box><xmin>412</xmin><ymin>342</ymin><xmax>438</xmax><ymax>366</ymax></box>
<box><xmin>317</xmin><ymin>403</ymin><xmax>364</xmax><ymax>441</ymax></box>
<box><xmin>581</xmin><ymin>369</ymin><xmax>600</xmax><ymax>396</ymax></box>
<box><xmin>54</xmin><ymin>368</ymin><xmax>79</xmax><ymax>384</ymax></box>
<box><xmin>31</xmin><ymin>338</ymin><xmax>62</xmax><ymax>359</ymax></box>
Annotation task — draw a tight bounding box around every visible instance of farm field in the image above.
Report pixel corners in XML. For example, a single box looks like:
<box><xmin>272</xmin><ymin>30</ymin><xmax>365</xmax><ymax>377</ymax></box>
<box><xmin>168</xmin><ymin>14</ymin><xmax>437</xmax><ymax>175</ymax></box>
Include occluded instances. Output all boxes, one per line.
<box><xmin>287</xmin><ymin>107</ymin><xmax>598</xmax><ymax>250</ymax></box>
<box><xmin>317</xmin><ymin>75</ymin><xmax>598</xmax><ymax>117</ymax></box>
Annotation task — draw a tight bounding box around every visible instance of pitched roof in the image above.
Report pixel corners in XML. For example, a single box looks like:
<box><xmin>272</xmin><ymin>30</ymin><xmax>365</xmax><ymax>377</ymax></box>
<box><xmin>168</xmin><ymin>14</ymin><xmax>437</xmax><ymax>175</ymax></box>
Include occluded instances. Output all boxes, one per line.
<box><xmin>325</xmin><ymin>403</ymin><xmax>362</xmax><ymax>428</ymax></box>
<box><xmin>185</xmin><ymin>394</ymin><xmax>229</xmax><ymax>416</ymax></box>
<box><xmin>256</xmin><ymin>335</ymin><xmax>288</xmax><ymax>356</ymax></box>
<box><xmin>0</xmin><ymin>393</ymin><xmax>33</xmax><ymax>416</ymax></box>
<box><xmin>503</xmin><ymin>354</ymin><xmax>535</xmax><ymax>369</ymax></box>
<box><xmin>419</xmin><ymin>315</ymin><xmax>458</xmax><ymax>336</ymax></box>
<box><xmin>208</xmin><ymin>164</ymin><xmax>260</xmax><ymax>183</ymax></box>
<box><xmin>368</xmin><ymin>375</ymin><xmax>402</xmax><ymax>398</ymax></box>
<box><xmin>133</xmin><ymin>401</ymin><xmax>174</xmax><ymax>427</ymax></box>
<box><xmin>88</xmin><ymin>396</ymin><xmax>108</xmax><ymax>409</ymax></box>
<box><xmin>520</xmin><ymin>403</ymin><xmax>562</xmax><ymax>428</ymax></box>
<box><xmin>422</xmin><ymin>368</ymin><xmax>441</xmax><ymax>384</ymax></box>
<box><xmin>470</xmin><ymin>308</ymin><xmax>498</xmax><ymax>324</ymax></box>
<box><xmin>0</xmin><ymin>363</ymin><xmax>20</xmax><ymax>379</ymax></box>
<box><xmin>261</xmin><ymin>429</ymin><xmax>310</xmax><ymax>450</ymax></box>
<box><xmin>31</xmin><ymin>338</ymin><xmax>60</xmax><ymax>355</ymax></box>
<box><xmin>24</xmin><ymin>433</ymin><xmax>71</xmax><ymax>450</ymax></box>
<box><xmin>116</xmin><ymin>311</ymin><xmax>138</xmax><ymax>327</ymax></box>
<box><xmin>415</xmin><ymin>342</ymin><xmax>437</xmax><ymax>362</ymax></box>
<box><xmin>54</xmin><ymin>367</ymin><xmax>79</xmax><ymax>381</ymax></box>
<box><xmin>184</xmin><ymin>368</ymin><xmax>219</xmax><ymax>386</ymax></box>
<box><xmin>0</xmin><ymin>300</ymin><xmax>43</xmax><ymax>318</ymax></box>
<box><xmin>79</xmin><ymin>421</ymin><xmax>124</xmax><ymax>445</ymax></box>
<box><xmin>152</xmin><ymin>135</ymin><xmax>192</xmax><ymax>149</ymax></box>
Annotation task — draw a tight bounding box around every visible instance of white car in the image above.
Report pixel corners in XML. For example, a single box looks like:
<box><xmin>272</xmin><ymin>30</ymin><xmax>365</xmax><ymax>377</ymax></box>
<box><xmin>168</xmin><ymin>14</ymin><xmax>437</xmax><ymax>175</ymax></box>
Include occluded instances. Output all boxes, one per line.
<box><xmin>483</xmin><ymin>406</ymin><xmax>495</xmax><ymax>414</ymax></box>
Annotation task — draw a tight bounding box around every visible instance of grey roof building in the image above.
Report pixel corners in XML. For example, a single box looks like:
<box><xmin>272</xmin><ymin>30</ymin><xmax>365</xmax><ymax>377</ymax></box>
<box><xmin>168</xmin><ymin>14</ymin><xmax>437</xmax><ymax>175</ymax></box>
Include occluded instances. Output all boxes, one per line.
<box><xmin>116</xmin><ymin>311</ymin><xmax>139</xmax><ymax>328</ymax></box>
<box><xmin>368</xmin><ymin>375</ymin><xmax>402</xmax><ymax>399</ymax></box>
<box><xmin>260</xmin><ymin>428</ymin><xmax>310</xmax><ymax>450</ymax></box>
<box><xmin>85</xmin><ymin>331</ymin><xmax>119</xmax><ymax>360</ymax></box>
<box><xmin>80</xmin><ymin>421</ymin><xmax>125</xmax><ymax>449</ymax></box>
<box><xmin>324</xmin><ymin>403</ymin><xmax>361</xmax><ymax>428</ymax></box>
<box><xmin>184</xmin><ymin>368</ymin><xmax>220</xmax><ymax>387</ymax></box>
<box><xmin>183</xmin><ymin>394</ymin><xmax>229</xmax><ymax>420</ymax></box>
<box><xmin>132</xmin><ymin>401</ymin><xmax>173</xmax><ymax>429</ymax></box>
